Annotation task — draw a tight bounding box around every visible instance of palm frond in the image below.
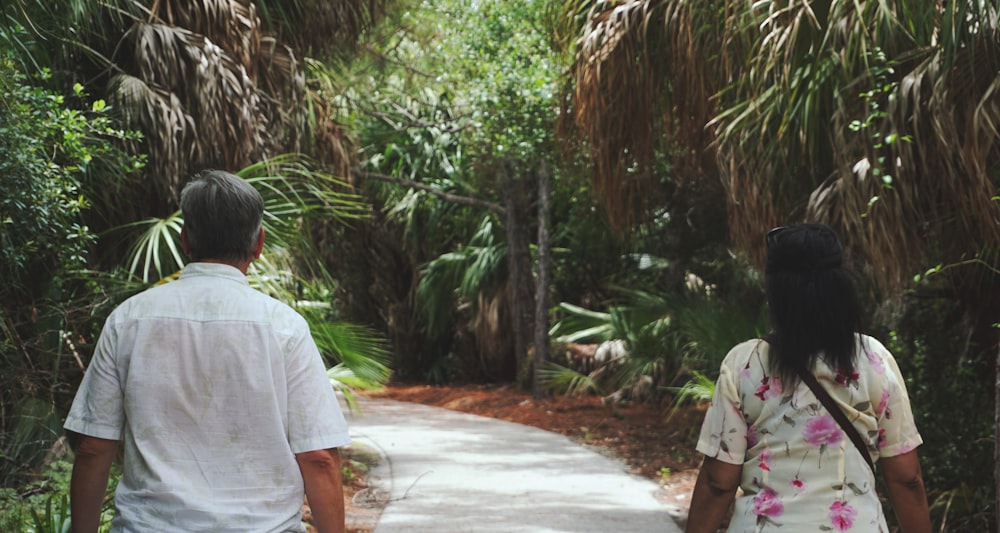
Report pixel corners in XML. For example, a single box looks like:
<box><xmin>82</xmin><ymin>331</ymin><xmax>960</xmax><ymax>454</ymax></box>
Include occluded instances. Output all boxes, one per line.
<box><xmin>538</xmin><ymin>362</ymin><xmax>602</xmax><ymax>396</ymax></box>
<box><xmin>254</xmin><ymin>0</ymin><xmax>386</xmax><ymax>60</ymax></box>
<box><xmin>120</xmin><ymin>212</ymin><xmax>185</xmax><ymax>283</ymax></box>
<box><xmin>309</xmin><ymin>318</ymin><xmax>392</xmax><ymax>387</ymax></box>
<box><xmin>549</xmin><ymin>302</ymin><xmax>614</xmax><ymax>343</ymax></box>
<box><xmin>665</xmin><ymin>370</ymin><xmax>714</xmax><ymax>419</ymax></box>
<box><xmin>565</xmin><ymin>0</ymin><xmax>725</xmax><ymax>231</ymax></box>
<box><xmin>238</xmin><ymin>155</ymin><xmax>367</xmax><ymax>248</ymax></box>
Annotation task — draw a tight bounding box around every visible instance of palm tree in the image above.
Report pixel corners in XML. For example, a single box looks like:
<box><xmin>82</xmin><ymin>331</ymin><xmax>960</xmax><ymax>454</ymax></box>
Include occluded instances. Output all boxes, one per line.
<box><xmin>2</xmin><ymin>0</ymin><xmax>386</xmax><ymax>231</ymax></box>
<box><xmin>566</xmin><ymin>0</ymin><xmax>1000</xmax><ymax>291</ymax></box>
<box><xmin>563</xmin><ymin>1</ymin><xmax>1000</xmax><ymax>528</ymax></box>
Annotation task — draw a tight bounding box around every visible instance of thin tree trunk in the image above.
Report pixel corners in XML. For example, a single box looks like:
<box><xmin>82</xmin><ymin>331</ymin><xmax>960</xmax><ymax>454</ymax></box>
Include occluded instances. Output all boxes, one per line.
<box><xmin>501</xmin><ymin>159</ymin><xmax>535</xmax><ymax>383</ymax></box>
<box><xmin>533</xmin><ymin>162</ymin><xmax>551</xmax><ymax>399</ymax></box>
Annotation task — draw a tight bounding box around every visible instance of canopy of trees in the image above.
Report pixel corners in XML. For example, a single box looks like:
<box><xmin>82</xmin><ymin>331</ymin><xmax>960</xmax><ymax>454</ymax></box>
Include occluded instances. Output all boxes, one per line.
<box><xmin>0</xmin><ymin>1</ymin><xmax>997</xmax><ymax>530</ymax></box>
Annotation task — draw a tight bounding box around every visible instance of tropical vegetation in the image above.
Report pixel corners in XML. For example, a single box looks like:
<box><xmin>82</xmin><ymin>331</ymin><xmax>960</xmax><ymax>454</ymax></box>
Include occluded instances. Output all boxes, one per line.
<box><xmin>0</xmin><ymin>0</ymin><xmax>997</xmax><ymax>531</ymax></box>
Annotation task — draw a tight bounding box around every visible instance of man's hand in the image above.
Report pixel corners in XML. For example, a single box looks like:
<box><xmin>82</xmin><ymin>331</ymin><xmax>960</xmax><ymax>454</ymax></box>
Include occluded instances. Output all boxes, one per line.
<box><xmin>69</xmin><ymin>432</ymin><xmax>118</xmax><ymax>533</ymax></box>
<box><xmin>296</xmin><ymin>447</ymin><xmax>346</xmax><ymax>533</ymax></box>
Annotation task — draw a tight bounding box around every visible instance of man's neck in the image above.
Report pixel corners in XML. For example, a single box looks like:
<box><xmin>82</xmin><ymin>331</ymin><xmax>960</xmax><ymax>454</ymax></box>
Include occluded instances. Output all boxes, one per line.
<box><xmin>194</xmin><ymin>258</ymin><xmax>251</xmax><ymax>275</ymax></box>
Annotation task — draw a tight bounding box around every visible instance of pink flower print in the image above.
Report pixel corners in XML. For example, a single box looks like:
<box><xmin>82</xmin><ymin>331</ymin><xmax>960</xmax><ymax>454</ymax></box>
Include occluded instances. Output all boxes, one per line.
<box><xmin>754</xmin><ymin>376</ymin><xmax>770</xmax><ymax>400</ymax></box>
<box><xmin>835</xmin><ymin>370</ymin><xmax>860</xmax><ymax>386</ymax></box>
<box><xmin>754</xmin><ymin>376</ymin><xmax>783</xmax><ymax>400</ymax></box>
<box><xmin>876</xmin><ymin>389</ymin><xmax>890</xmax><ymax>416</ymax></box>
<box><xmin>752</xmin><ymin>488</ymin><xmax>784</xmax><ymax>519</ymax></box>
<box><xmin>876</xmin><ymin>428</ymin><xmax>887</xmax><ymax>449</ymax></box>
<box><xmin>746</xmin><ymin>424</ymin><xmax>760</xmax><ymax>448</ymax></box>
<box><xmin>803</xmin><ymin>414</ymin><xmax>844</xmax><ymax>447</ymax></box>
<box><xmin>740</xmin><ymin>362</ymin><xmax>752</xmax><ymax>380</ymax></box>
<box><xmin>790</xmin><ymin>477</ymin><xmax>805</xmax><ymax>493</ymax></box>
<box><xmin>758</xmin><ymin>447</ymin><xmax>772</xmax><ymax>472</ymax></box>
<box><xmin>829</xmin><ymin>500</ymin><xmax>858</xmax><ymax>531</ymax></box>
<box><xmin>865</xmin><ymin>349</ymin><xmax>885</xmax><ymax>374</ymax></box>
<box><xmin>765</xmin><ymin>377</ymin><xmax>783</xmax><ymax>399</ymax></box>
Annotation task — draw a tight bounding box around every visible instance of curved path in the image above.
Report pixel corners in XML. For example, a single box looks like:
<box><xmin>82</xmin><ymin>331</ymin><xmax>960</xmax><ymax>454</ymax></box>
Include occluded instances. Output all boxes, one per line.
<box><xmin>346</xmin><ymin>398</ymin><xmax>685</xmax><ymax>533</ymax></box>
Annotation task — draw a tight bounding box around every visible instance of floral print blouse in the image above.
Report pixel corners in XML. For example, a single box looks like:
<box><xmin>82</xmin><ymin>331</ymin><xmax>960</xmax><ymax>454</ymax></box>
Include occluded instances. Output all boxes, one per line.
<box><xmin>696</xmin><ymin>335</ymin><xmax>922</xmax><ymax>532</ymax></box>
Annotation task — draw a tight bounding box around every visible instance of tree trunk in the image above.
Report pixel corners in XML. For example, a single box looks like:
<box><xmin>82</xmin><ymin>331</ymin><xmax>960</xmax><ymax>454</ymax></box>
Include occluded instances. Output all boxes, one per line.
<box><xmin>533</xmin><ymin>162</ymin><xmax>551</xmax><ymax>399</ymax></box>
<box><xmin>501</xmin><ymin>160</ymin><xmax>535</xmax><ymax>383</ymax></box>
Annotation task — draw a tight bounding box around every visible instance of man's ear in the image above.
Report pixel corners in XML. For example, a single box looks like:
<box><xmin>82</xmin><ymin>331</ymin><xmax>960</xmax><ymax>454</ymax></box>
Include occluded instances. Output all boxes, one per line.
<box><xmin>180</xmin><ymin>226</ymin><xmax>191</xmax><ymax>257</ymax></box>
<box><xmin>252</xmin><ymin>227</ymin><xmax>265</xmax><ymax>259</ymax></box>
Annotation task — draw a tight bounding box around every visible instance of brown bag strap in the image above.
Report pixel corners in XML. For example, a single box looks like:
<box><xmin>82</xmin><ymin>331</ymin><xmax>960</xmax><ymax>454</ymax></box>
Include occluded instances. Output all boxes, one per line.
<box><xmin>796</xmin><ymin>367</ymin><xmax>875</xmax><ymax>472</ymax></box>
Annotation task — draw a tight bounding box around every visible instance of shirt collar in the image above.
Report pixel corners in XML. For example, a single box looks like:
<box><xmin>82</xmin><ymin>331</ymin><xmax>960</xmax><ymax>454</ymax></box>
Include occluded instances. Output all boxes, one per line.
<box><xmin>179</xmin><ymin>262</ymin><xmax>249</xmax><ymax>285</ymax></box>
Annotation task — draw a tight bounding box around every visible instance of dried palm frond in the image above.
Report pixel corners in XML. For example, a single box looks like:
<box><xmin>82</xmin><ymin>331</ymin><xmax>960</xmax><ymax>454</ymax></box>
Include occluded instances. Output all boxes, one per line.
<box><xmin>566</xmin><ymin>0</ymin><xmax>726</xmax><ymax>231</ymax></box>
<box><xmin>704</xmin><ymin>1</ymin><xmax>1000</xmax><ymax>294</ymax></box>
<box><xmin>255</xmin><ymin>0</ymin><xmax>386</xmax><ymax>60</ymax></box>
<box><xmin>106</xmin><ymin>72</ymin><xmax>196</xmax><ymax>199</ymax></box>
<box><xmin>152</xmin><ymin>0</ymin><xmax>261</xmax><ymax>71</ymax></box>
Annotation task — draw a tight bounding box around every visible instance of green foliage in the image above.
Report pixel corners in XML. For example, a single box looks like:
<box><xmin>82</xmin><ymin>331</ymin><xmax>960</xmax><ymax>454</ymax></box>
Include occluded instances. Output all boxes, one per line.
<box><xmin>320</xmin><ymin>0</ymin><xmax>578</xmax><ymax>382</ymax></box>
<box><xmin>883</xmin><ymin>297</ymin><xmax>996</xmax><ymax>531</ymax></box>
<box><xmin>0</xmin><ymin>58</ymin><xmax>123</xmax><ymax>300</ymax></box>
<box><xmin>548</xmin><ymin>280</ymin><xmax>763</xmax><ymax>400</ymax></box>
<box><xmin>0</xmin><ymin>459</ymin><xmax>117</xmax><ymax>532</ymax></box>
<box><xmin>311</xmin><ymin>318</ymin><xmax>393</xmax><ymax>411</ymax></box>
<box><xmin>416</xmin><ymin>217</ymin><xmax>507</xmax><ymax>338</ymax></box>
<box><xmin>119</xmin><ymin>155</ymin><xmax>367</xmax><ymax>284</ymax></box>
<box><xmin>0</xmin><ymin>39</ymin><xmax>141</xmax><ymax>488</ymax></box>
<box><xmin>538</xmin><ymin>363</ymin><xmax>602</xmax><ymax>396</ymax></box>
<box><xmin>666</xmin><ymin>371</ymin><xmax>715</xmax><ymax>414</ymax></box>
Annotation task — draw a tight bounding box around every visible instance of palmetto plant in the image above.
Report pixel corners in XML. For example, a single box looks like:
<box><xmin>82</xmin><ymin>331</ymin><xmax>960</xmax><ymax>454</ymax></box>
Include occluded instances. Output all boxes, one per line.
<box><xmin>546</xmin><ymin>286</ymin><xmax>759</xmax><ymax>400</ymax></box>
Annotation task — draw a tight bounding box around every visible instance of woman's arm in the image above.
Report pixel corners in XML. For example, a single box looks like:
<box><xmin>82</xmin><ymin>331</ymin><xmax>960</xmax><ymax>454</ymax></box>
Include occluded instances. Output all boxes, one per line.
<box><xmin>881</xmin><ymin>449</ymin><xmax>930</xmax><ymax>533</ymax></box>
<box><xmin>685</xmin><ymin>456</ymin><xmax>741</xmax><ymax>533</ymax></box>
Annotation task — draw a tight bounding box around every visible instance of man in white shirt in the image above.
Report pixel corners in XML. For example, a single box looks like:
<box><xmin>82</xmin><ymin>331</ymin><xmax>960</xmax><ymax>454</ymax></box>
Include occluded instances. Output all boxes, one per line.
<box><xmin>65</xmin><ymin>170</ymin><xmax>350</xmax><ymax>532</ymax></box>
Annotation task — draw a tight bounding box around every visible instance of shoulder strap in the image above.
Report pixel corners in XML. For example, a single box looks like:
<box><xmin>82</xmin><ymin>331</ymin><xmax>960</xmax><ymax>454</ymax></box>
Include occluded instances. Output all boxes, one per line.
<box><xmin>796</xmin><ymin>367</ymin><xmax>875</xmax><ymax>472</ymax></box>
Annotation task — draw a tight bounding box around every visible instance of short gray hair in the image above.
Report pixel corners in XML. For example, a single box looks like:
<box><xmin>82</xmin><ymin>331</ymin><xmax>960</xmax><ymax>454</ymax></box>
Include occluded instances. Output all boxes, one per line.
<box><xmin>180</xmin><ymin>170</ymin><xmax>264</xmax><ymax>262</ymax></box>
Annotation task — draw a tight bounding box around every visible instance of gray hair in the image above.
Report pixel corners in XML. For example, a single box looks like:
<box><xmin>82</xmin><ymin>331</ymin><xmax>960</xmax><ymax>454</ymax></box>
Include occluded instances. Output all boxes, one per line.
<box><xmin>180</xmin><ymin>170</ymin><xmax>264</xmax><ymax>262</ymax></box>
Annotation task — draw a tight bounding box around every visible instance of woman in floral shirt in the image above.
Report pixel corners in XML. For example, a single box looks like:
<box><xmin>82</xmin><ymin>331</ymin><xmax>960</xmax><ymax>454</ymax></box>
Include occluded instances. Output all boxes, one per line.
<box><xmin>687</xmin><ymin>224</ymin><xmax>930</xmax><ymax>532</ymax></box>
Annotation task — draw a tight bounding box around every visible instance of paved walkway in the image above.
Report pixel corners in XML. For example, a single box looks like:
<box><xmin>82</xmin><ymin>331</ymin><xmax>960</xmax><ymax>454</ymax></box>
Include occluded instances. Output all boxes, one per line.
<box><xmin>346</xmin><ymin>398</ymin><xmax>685</xmax><ymax>533</ymax></box>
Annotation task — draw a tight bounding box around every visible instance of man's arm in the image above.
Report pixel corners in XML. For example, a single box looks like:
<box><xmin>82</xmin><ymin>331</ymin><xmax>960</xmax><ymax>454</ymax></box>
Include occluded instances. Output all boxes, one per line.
<box><xmin>69</xmin><ymin>432</ymin><xmax>118</xmax><ymax>533</ymax></box>
<box><xmin>296</xmin><ymin>447</ymin><xmax>346</xmax><ymax>533</ymax></box>
<box><xmin>685</xmin><ymin>456</ymin><xmax>741</xmax><ymax>533</ymax></box>
<box><xmin>881</xmin><ymin>450</ymin><xmax>931</xmax><ymax>533</ymax></box>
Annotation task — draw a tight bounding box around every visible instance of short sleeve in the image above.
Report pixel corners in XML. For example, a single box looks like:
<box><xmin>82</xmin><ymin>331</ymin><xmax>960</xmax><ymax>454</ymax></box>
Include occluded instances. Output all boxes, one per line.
<box><xmin>869</xmin><ymin>341</ymin><xmax>922</xmax><ymax>458</ymax></box>
<box><xmin>64</xmin><ymin>317</ymin><xmax>125</xmax><ymax>440</ymax></box>
<box><xmin>284</xmin><ymin>321</ymin><xmax>351</xmax><ymax>453</ymax></box>
<box><xmin>696</xmin><ymin>358</ymin><xmax>748</xmax><ymax>464</ymax></box>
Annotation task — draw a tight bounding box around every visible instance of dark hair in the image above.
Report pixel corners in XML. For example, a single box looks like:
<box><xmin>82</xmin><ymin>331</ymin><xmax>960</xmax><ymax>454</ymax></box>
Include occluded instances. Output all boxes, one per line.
<box><xmin>180</xmin><ymin>170</ymin><xmax>263</xmax><ymax>263</ymax></box>
<box><xmin>765</xmin><ymin>223</ymin><xmax>862</xmax><ymax>385</ymax></box>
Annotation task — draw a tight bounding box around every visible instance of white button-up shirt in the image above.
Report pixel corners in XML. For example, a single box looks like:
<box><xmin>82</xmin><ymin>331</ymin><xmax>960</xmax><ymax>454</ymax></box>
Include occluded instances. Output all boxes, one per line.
<box><xmin>65</xmin><ymin>262</ymin><xmax>351</xmax><ymax>532</ymax></box>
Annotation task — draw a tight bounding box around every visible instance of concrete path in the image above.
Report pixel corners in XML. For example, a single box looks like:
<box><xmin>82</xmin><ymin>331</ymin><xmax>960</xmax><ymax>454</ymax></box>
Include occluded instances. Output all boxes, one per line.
<box><xmin>346</xmin><ymin>398</ymin><xmax>684</xmax><ymax>533</ymax></box>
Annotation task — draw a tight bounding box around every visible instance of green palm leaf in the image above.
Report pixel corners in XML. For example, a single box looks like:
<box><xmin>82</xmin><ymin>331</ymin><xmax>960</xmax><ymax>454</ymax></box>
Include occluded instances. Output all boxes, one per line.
<box><xmin>119</xmin><ymin>212</ymin><xmax>184</xmax><ymax>283</ymax></box>
<box><xmin>538</xmin><ymin>362</ymin><xmax>602</xmax><ymax>396</ymax></box>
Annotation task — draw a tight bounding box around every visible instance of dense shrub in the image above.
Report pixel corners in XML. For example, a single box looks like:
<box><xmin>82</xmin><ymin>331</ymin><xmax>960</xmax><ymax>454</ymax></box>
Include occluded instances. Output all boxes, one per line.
<box><xmin>0</xmin><ymin>48</ymin><xmax>139</xmax><ymax>488</ymax></box>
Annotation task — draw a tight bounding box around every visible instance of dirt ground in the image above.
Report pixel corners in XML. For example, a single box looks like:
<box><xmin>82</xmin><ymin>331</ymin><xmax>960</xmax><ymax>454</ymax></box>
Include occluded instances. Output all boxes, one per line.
<box><xmin>322</xmin><ymin>383</ymin><xmax>705</xmax><ymax>533</ymax></box>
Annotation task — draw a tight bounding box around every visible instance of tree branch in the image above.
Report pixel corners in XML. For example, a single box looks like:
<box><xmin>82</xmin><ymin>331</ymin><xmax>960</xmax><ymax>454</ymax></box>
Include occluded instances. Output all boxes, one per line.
<box><xmin>354</xmin><ymin>171</ymin><xmax>505</xmax><ymax>215</ymax></box>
